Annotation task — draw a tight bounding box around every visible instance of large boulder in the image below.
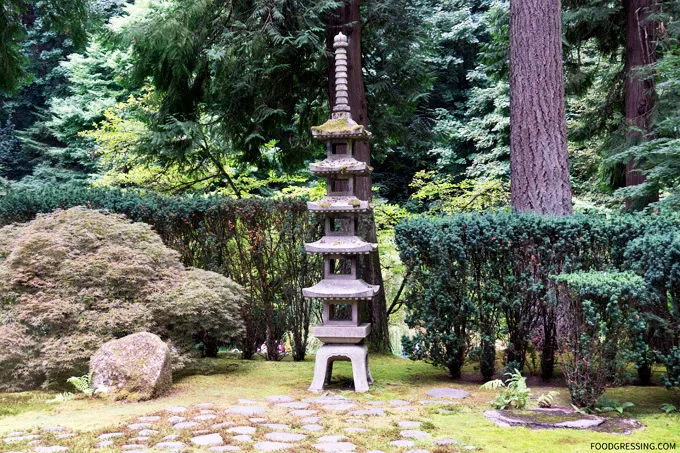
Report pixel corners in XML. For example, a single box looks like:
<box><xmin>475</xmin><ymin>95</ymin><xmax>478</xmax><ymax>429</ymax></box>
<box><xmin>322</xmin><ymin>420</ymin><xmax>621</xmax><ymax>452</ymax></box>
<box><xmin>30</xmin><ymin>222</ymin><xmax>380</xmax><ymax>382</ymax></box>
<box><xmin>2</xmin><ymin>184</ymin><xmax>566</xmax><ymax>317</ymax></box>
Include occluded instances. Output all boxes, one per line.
<box><xmin>90</xmin><ymin>332</ymin><xmax>172</xmax><ymax>400</ymax></box>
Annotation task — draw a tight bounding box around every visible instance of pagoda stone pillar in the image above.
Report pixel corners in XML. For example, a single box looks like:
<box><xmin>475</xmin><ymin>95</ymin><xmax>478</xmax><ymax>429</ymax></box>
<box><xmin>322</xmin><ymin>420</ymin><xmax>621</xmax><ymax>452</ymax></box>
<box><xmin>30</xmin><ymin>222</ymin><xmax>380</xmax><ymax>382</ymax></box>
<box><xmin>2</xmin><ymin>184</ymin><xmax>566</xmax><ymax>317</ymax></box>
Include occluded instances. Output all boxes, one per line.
<box><xmin>305</xmin><ymin>32</ymin><xmax>379</xmax><ymax>393</ymax></box>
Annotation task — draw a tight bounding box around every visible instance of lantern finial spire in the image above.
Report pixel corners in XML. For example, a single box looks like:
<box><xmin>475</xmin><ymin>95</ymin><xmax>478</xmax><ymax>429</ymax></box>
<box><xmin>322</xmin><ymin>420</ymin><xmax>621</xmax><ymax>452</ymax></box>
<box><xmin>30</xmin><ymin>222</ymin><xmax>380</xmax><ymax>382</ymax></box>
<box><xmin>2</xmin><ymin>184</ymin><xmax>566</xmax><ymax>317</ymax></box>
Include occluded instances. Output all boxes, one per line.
<box><xmin>332</xmin><ymin>32</ymin><xmax>351</xmax><ymax>119</ymax></box>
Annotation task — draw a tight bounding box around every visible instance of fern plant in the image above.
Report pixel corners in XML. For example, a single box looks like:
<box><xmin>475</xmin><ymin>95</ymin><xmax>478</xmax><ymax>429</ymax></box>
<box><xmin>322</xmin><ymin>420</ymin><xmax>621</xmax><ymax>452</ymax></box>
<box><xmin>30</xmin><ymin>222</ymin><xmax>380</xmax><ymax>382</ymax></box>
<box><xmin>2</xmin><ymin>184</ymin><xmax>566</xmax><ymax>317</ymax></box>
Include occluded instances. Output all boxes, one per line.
<box><xmin>47</xmin><ymin>392</ymin><xmax>75</xmax><ymax>403</ymax></box>
<box><xmin>67</xmin><ymin>374</ymin><xmax>93</xmax><ymax>396</ymax></box>
<box><xmin>537</xmin><ymin>391</ymin><xmax>560</xmax><ymax>408</ymax></box>
<box><xmin>481</xmin><ymin>369</ymin><xmax>530</xmax><ymax>410</ymax></box>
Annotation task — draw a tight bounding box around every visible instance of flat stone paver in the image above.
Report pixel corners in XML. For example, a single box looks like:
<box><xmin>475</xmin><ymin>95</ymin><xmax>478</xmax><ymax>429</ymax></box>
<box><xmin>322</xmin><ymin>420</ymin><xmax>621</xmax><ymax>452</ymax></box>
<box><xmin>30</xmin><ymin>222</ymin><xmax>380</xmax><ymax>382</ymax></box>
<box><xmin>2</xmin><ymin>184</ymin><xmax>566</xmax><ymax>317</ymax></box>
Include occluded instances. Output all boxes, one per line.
<box><xmin>254</xmin><ymin>441</ymin><xmax>292</xmax><ymax>451</ymax></box>
<box><xmin>228</xmin><ymin>406</ymin><xmax>267</xmax><ymax>416</ymax></box>
<box><xmin>394</xmin><ymin>406</ymin><xmax>416</xmax><ymax>411</ymax></box>
<box><xmin>191</xmin><ymin>434</ymin><xmax>224</xmax><ymax>446</ymax></box>
<box><xmin>129</xmin><ymin>437</ymin><xmax>150</xmax><ymax>442</ymax></box>
<box><xmin>322</xmin><ymin>403</ymin><xmax>356</xmax><ymax>411</ymax></box>
<box><xmin>276</xmin><ymin>402</ymin><xmax>309</xmax><ymax>409</ymax></box>
<box><xmin>345</xmin><ymin>427</ymin><xmax>368</xmax><ymax>433</ymax></box>
<box><xmin>98</xmin><ymin>433</ymin><xmax>123</xmax><ymax>440</ymax></box>
<box><xmin>301</xmin><ymin>417</ymin><xmax>320</xmax><ymax>423</ymax></box>
<box><xmin>390</xmin><ymin>400</ymin><xmax>410</xmax><ymax>406</ymax></box>
<box><xmin>5</xmin><ymin>435</ymin><xmax>40</xmax><ymax>443</ymax></box>
<box><xmin>418</xmin><ymin>400</ymin><xmax>443</xmax><ymax>405</ymax></box>
<box><xmin>398</xmin><ymin>421</ymin><xmax>422</xmax><ymax>429</ymax></box>
<box><xmin>318</xmin><ymin>436</ymin><xmax>348</xmax><ymax>443</ymax></box>
<box><xmin>128</xmin><ymin>423</ymin><xmax>153</xmax><ymax>430</ymax></box>
<box><xmin>390</xmin><ymin>440</ymin><xmax>415</xmax><ymax>448</ymax></box>
<box><xmin>267</xmin><ymin>396</ymin><xmax>294</xmax><ymax>403</ymax></box>
<box><xmin>138</xmin><ymin>430</ymin><xmax>158</xmax><ymax>436</ymax></box>
<box><xmin>163</xmin><ymin>435</ymin><xmax>179</xmax><ymax>441</ymax></box>
<box><xmin>426</xmin><ymin>388</ymin><xmax>469</xmax><ymax>399</ymax></box>
<box><xmin>433</xmin><ymin>438</ymin><xmax>460</xmax><ymax>445</ymax></box>
<box><xmin>290</xmin><ymin>410</ymin><xmax>317</xmax><ymax>417</ymax></box>
<box><xmin>302</xmin><ymin>425</ymin><xmax>324</xmax><ymax>431</ymax></box>
<box><xmin>405</xmin><ymin>450</ymin><xmax>429</xmax><ymax>453</ymax></box>
<box><xmin>167</xmin><ymin>417</ymin><xmax>186</xmax><ymax>424</ymax></box>
<box><xmin>122</xmin><ymin>445</ymin><xmax>147</xmax><ymax>451</ymax></box>
<box><xmin>249</xmin><ymin>418</ymin><xmax>268</xmax><ymax>423</ymax></box>
<box><xmin>313</xmin><ymin>442</ymin><xmax>356</xmax><ymax>452</ymax></box>
<box><xmin>209</xmin><ymin>447</ymin><xmax>240</xmax><ymax>452</ymax></box>
<box><xmin>96</xmin><ymin>441</ymin><xmax>113</xmax><ymax>448</ymax></box>
<box><xmin>262</xmin><ymin>424</ymin><xmax>289</xmax><ymax>431</ymax></box>
<box><xmin>400</xmin><ymin>430</ymin><xmax>430</xmax><ymax>439</ymax></box>
<box><xmin>227</xmin><ymin>427</ymin><xmax>256</xmax><ymax>435</ymax></box>
<box><xmin>195</xmin><ymin>415</ymin><xmax>218</xmax><ymax>421</ymax></box>
<box><xmin>34</xmin><ymin>447</ymin><xmax>69</xmax><ymax>453</ymax></box>
<box><xmin>173</xmin><ymin>422</ymin><xmax>199</xmax><ymax>430</ymax></box>
<box><xmin>166</xmin><ymin>407</ymin><xmax>188</xmax><ymax>413</ymax></box>
<box><xmin>347</xmin><ymin>408</ymin><xmax>384</xmax><ymax>416</ymax></box>
<box><xmin>233</xmin><ymin>435</ymin><xmax>252</xmax><ymax>442</ymax></box>
<box><xmin>265</xmin><ymin>433</ymin><xmax>306</xmax><ymax>442</ymax></box>
<box><xmin>154</xmin><ymin>441</ymin><xmax>186</xmax><ymax>450</ymax></box>
<box><xmin>212</xmin><ymin>422</ymin><xmax>236</xmax><ymax>429</ymax></box>
<box><xmin>138</xmin><ymin>416</ymin><xmax>161</xmax><ymax>422</ymax></box>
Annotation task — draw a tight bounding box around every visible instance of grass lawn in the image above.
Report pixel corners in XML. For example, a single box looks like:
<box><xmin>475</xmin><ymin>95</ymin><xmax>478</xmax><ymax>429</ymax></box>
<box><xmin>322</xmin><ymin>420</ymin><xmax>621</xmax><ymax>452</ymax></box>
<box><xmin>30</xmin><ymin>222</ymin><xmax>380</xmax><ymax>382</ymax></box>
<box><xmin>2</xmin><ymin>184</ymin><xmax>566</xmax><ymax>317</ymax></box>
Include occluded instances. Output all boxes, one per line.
<box><xmin>1</xmin><ymin>354</ymin><xmax>679</xmax><ymax>452</ymax></box>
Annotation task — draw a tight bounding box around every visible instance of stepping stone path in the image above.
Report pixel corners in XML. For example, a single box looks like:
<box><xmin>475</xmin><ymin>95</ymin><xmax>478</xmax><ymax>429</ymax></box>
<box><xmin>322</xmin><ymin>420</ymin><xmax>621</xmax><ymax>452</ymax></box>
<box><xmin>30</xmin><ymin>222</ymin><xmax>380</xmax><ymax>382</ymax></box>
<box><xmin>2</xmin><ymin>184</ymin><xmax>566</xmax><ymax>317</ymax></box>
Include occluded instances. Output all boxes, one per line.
<box><xmin>276</xmin><ymin>402</ymin><xmax>309</xmax><ymax>409</ymax></box>
<box><xmin>154</xmin><ymin>441</ymin><xmax>186</xmax><ymax>450</ymax></box>
<box><xmin>426</xmin><ymin>388</ymin><xmax>469</xmax><ymax>399</ymax></box>
<box><xmin>301</xmin><ymin>417</ymin><xmax>320</xmax><ymax>423</ymax></box>
<box><xmin>314</xmin><ymin>442</ymin><xmax>356</xmax><ymax>452</ymax></box>
<box><xmin>227</xmin><ymin>427</ymin><xmax>257</xmax><ymax>435</ymax></box>
<box><xmin>228</xmin><ymin>406</ymin><xmax>267</xmax><ymax>415</ymax></box>
<box><xmin>434</xmin><ymin>438</ymin><xmax>460</xmax><ymax>445</ymax></box>
<box><xmin>302</xmin><ymin>424</ymin><xmax>324</xmax><ymax>431</ymax></box>
<box><xmin>167</xmin><ymin>416</ymin><xmax>186</xmax><ymax>424</ymax></box>
<box><xmin>190</xmin><ymin>433</ymin><xmax>224</xmax><ymax>446</ymax></box>
<box><xmin>98</xmin><ymin>433</ymin><xmax>123</xmax><ymax>440</ymax></box>
<box><xmin>209</xmin><ymin>447</ymin><xmax>240</xmax><ymax>452</ymax></box>
<box><xmin>265</xmin><ymin>433</ymin><xmax>306</xmax><ymax>442</ymax></box>
<box><xmin>34</xmin><ymin>447</ymin><xmax>69</xmax><ymax>453</ymax></box>
<box><xmin>173</xmin><ymin>422</ymin><xmax>199</xmax><ymax>430</ymax></box>
<box><xmin>233</xmin><ymin>435</ymin><xmax>252</xmax><ymax>442</ymax></box>
<box><xmin>128</xmin><ymin>423</ymin><xmax>153</xmax><ymax>430</ymax></box>
<box><xmin>138</xmin><ymin>416</ymin><xmax>161</xmax><ymax>422</ymax></box>
<box><xmin>249</xmin><ymin>418</ymin><xmax>268</xmax><ymax>423</ymax></box>
<box><xmin>42</xmin><ymin>426</ymin><xmax>66</xmax><ymax>432</ymax></box>
<box><xmin>290</xmin><ymin>410</ymin><xmax>317</xmax><ymax>417</ymax></box>
<box><xmin>390</xmin><ymin>440</ymin><xmax>415</xmax><ymax>448</ymax></box>
<box><xmin>318</xmin><ymin>436</ymin><xmax>348</xmax><ymax>443</ymax></box>
<box><xmin>390</xmin><ymin>399</ymin><xmax>410</xmax><ymax>406</ymax></box>
<box><xmin>262</xmin><ymin>424</ymin><xmax>289</xmax><ymax>430</ymax></box>
<box><xmin>400</xmin><ymin>430</ymin><xmax>430</xmax><ymax>439</ymax></box>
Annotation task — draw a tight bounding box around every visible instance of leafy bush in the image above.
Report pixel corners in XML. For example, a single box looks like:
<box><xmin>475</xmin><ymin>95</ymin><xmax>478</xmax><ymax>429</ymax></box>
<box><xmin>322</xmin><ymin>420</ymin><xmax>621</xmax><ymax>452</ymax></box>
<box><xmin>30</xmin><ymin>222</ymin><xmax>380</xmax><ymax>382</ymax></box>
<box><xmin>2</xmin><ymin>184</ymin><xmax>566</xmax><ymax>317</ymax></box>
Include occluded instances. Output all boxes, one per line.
<box><xmin>0</xmin><ymin>186</ymin><xmax>321</xmax><ymax>360</ymax></box>
<box><xmin>553</xmin><ymin>271</ymin><xmax>646</xmax><ymax>409</ymax></box>
<box><xmin>0</xmin><ymin>207</ymin><xmax>245</xmax><ymax>391</ymax></box>
<box><xmin>481</xmin><ymin>369</ymin><xmax>530</xmax><ymax>410</ymax></box>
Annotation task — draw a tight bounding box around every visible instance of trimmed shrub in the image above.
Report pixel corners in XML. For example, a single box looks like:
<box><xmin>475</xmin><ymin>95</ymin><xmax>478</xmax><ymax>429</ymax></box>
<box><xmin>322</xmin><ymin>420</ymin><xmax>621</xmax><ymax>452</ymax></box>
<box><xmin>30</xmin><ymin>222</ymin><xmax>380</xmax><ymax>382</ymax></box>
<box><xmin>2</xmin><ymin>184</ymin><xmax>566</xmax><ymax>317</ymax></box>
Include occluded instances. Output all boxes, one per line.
<box><xmin>0</xmin><ymin>207</ymin><xmax>244</xmax><ymax>391</ymax></box>
<box><xmin>553</xmin><ymin>271</ymin><xmax>646</xmax><ymax>409</ymax></box>
<box><xmin>0</xmin><ymin>186</ymin><xmax>322</xmax><ymax>360</ymax></box>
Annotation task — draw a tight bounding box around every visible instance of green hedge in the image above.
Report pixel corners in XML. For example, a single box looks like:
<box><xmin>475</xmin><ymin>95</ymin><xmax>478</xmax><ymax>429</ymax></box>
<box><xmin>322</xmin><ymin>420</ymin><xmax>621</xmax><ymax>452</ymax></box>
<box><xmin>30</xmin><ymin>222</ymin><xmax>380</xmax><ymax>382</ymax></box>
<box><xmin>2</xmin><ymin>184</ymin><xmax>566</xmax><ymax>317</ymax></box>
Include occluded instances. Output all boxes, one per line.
<box><xmin>0</xmin><ymin>187</ymin><xmax>322</xmax><ymax>361</ymax></box>
<box><xmin>395</xmin><ymin>212</ymin><xmax>680</xmax><ymax>389</ymax></box>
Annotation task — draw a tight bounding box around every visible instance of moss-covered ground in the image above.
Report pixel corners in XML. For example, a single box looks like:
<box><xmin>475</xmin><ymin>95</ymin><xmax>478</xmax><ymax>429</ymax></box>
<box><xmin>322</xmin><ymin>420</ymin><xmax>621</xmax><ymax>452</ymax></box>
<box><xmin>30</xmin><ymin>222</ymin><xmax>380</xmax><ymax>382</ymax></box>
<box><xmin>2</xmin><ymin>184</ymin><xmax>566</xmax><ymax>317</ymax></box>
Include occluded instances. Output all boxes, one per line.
<box><xmin>1</xmin><ymin>354</ymin><xmax>679</xmax><ymax>452</ymax></box>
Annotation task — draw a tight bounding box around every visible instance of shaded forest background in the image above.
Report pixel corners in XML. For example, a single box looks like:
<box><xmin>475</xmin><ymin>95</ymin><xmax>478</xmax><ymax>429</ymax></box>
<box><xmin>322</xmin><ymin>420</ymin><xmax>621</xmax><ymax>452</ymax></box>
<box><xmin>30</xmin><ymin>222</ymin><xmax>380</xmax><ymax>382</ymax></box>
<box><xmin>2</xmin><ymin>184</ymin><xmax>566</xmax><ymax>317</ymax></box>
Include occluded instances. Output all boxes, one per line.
<box><xmin>1</xmin><ymin>0</ymin><xmax>679</xmax><ymax>213</ymax></box>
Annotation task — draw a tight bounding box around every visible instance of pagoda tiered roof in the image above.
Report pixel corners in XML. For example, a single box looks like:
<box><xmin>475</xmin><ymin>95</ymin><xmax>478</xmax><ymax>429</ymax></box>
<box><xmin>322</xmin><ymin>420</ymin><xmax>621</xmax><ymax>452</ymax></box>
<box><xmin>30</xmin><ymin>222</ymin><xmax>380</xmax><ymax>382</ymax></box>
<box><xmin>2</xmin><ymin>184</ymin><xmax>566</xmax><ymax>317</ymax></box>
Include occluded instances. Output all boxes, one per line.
<box><xmin>303</xmin><ymin>278</ymin><xmax>379</xmax><ymax>300</ymax></box>
<box><xmin>305</xmin><ymin>235</ymin><xmax>377</xmax><ymax>254</ymax></box>
<box><xmin>311</xmin><ymin>117</ymin><xmax>372</xmax><ymax>141</ymax></box>
<box><xmin>308</xmin><ymin>197</ymin><xmax>371</xmax><ymax>213</ymax></box>
<box><xmin>309</xmin><ymin>157</ymin><xmax>370</xmax><ymax>176</ymax></box>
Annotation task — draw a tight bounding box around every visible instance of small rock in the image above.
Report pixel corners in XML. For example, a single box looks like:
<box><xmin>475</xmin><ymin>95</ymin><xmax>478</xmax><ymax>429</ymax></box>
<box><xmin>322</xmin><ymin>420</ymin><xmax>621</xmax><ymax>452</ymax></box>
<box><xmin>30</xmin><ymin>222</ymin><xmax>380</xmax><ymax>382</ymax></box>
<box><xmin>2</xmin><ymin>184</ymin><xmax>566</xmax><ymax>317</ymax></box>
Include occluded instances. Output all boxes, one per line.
<box><xmin>302</xmin><ymin>417</ymin><xmax>320</xmax><ymax>423</ymax></box>
<box><xmin>128</xmin><ymin>423</ymin><xmax>153</xmax><ymax>430</ymax></box>
<box><xmin>249</xmin><ymin>418</ymin><xmax>268</xmax><ymax>423</ymax></box>
<box><xmin>267</xmin><ymin>396</ymin><xmax>293</xmax><ymax>403</ymax></box>
<box><xmin>173</xmin><ymin>422</ymin><xmax>199</xmax><ymax>430</ymax></box>
<box><xmin>318</xmin><ymin>436</ymin><xmax>348</xmax><ymax>443</ymax></box>
<box><xmin>394</xmin><ymin>406</ymin><xmax>416</xmax><ymax>411</ymax></box>
<box><xmin>425</xmin><ymin>388</ymin><xmax>469</xmax><ymax>399</ymax></box>
<box><xmin>254</xmin><ymin>441</ymin><xmax>292</xmax><ymax>451</ymax></box>
<box><xmin>398</xmin><ymin>421</ymin><xmax>422</xmax><ymax>429</ymax></box>
<box><xmin>228</xmin><ymin>406</ymin><xmax>267</xmax><ymax>416</ymax></box>
<box><xmin>305</xmin><ymin>396</ymin><xmax>354</xmax><ymax>405</ymax></box>
<box><xmin>195</xmin><ymin>415</ymin><xmax>218</xmax><ymax>421</ymax></box>
<box><xmin>290</xmin><ymin>410</ymin><xmax>317</xmax><ymax>417</ymax></box>
<box><xmin>138</xmin><ymin>430</ymin><xmax>158</xmax><ymax>436</ymax></box>
<box><xmin>345</xmin><ymin>419</ymin><xmax>365</xmax><ymax>424</ymax></box>
<box><xmin>138</xmin><ymin>416</ymin><xmax>161</xmax><ymax>422</ymax></box>
<box><xmin>96</xmin><ymin>441</ymin><xmax>113</xmax><ymax>448</ymax></box>
<box><xmin>322</xmin><ymin>403</ymin><xmax>356</xmax><ymax>411</ymax></box>
<box><xmin>191</xmin><ymin>433</ymin><xmax>224</xmax><ymax>446</ymax></box>
<box><xmin>233</xmin><ymin>435</ymin><xmax>252</xmax><ymax>442</ymax></box>
<box><xmin>227</xmin><ymin>426</ymin><xmax>256</xmax><ymax>435</ymax></box>
<box><xmin>554</xmin><ymin>418</ymin><xmax>605</xmax><ymax>429</ymax></box>
<box><xmin>302</xmin><ymin>425</ymin><xmax>323</xmax><ymax>432</ymax></box>
<box><xmin>193</xmin><ymin>430</ymin><xmax>211</xmax><ymax>435</ymax></box>
<box><xmin>265</xmin><ymin>433</ymin><xmax>306</xmax><ymax>442</ymax></box>
<box><xmin>167</xmin><ymin>416</ymin><xmax>186</xmax><ymax>424</ymax></box>
<box><xmin>418</xmin><ymin>400</ymin><xmax>443</xmax><ymax>405</ymax></box>
<box><xmin>162</xmin><ymin>435</ymin><xmax>180</xmax><ymax>441</ymax></box>
<box><xmin>400</xmin><ymin>430</ymin><xmax>429</xmax><ymax>439</ymax></box>
<box><xmin>390</xmin><ymin>440</ymin><xmax>415</xmax><ymax>448</ymax></box>
<box><xmin>313</xmin><ymin>442</ymin><xmax>356</xmax><ymax>452</ymax></box>
<box><xmin>262</xmin><ymin>424</ymin><xmax>289</xmax><ymax>431</ymax></box>
<box><xmin>212</xmin><ymin>422</ymin><xmax>236</xmax><ymax>429</ymax></box>
<box><xmin>98</xmin><ymin>433</ymin><xmax>123</xmax><ymax>440</ymax></box>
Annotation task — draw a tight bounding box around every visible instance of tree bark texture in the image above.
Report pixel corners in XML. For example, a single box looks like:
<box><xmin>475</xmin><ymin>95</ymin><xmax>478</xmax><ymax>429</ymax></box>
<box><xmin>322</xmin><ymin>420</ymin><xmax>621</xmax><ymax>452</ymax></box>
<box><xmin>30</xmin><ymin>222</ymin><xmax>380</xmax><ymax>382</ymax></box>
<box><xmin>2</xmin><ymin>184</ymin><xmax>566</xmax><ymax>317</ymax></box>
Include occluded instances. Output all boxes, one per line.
<box><xmin>623</xmin><ymin>0</ymin><xmax>657</xmax><ymax>206</ymax></box>
<box><xmin>509</xmin><ymin>0</ymin><xmax>573</xmax><ymax>216</ymax></box>
<box><xmin>326</xmin><ymin>0</ymin><xmax>390</xmax><ymax>353</ymax></box>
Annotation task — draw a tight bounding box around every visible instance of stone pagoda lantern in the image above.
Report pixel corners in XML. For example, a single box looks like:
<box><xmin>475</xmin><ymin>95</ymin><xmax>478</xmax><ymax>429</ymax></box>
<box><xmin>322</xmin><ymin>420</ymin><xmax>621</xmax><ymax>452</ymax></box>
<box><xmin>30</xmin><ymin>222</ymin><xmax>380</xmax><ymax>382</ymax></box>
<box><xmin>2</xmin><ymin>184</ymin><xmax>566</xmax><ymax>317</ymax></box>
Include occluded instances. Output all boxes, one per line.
<box><xmin>305</xmin><ymin>32</ymin><xmax>379</xmax><ymax>393</ymax></box>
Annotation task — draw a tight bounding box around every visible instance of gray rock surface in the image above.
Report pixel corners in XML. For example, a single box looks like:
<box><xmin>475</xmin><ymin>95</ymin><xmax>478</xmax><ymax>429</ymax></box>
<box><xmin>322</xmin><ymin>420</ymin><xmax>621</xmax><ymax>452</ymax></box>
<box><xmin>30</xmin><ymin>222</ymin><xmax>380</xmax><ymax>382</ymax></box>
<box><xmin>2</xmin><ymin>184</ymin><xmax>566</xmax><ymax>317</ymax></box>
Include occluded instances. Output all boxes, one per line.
<box><xmin>397</xmin><ymin>421</ymin><xmax>422</xmax><ymax>429</ymax></box>
<box><xmin>254</xmin><ymin>442</ymin><xmax>292</xmax><ymax>451</ymax></box>
<box><xmin>264</xmin><ymin>433</ymin><xmax>306</xmax><ymax>442</ymax></box>
<box><xmin>267</xmin><ymin>396</ymin><xmax>293</xmax><ymax>403</ymax></box>
<box><xmin>389</xmin><ymin>440</ymin><xmax>415</xmax><ymax>448</ymax></box>
<box><xmin>190</xmin><ymin>434</ymin><xmax>224</xmax><ymax>446</ymax></box>
<box><xmin>400</xmin><ymin>430</ymin><xmax>430</xmax><ymax>439</ymax></box>
<box><xmin>426</xmin><ymin>388</ymin><xmax>469</xmax><ymax>399</ymax></box>
<box><xmin>154</xmin><ymin>441</ymin><xmax>186</xmax><ymax>450</ymax></box>
<box><xmin>209</xmin><ymin>447</ymin><xmax>240</xmax><ymax>452</ymax></box>
<box><xmin>33</xmin><ymin>447</ymin><xmax>69</xmax><ymax>453</ymax></box>
<box><xmin>302</xmin><ymin>424</ymin><xmax>324</xmax><ymax>431</ymax></box>
<box><xmin>173</xmin><ymin>422</ymin><xmax>199</xmax><ymax>430</ymax></box>
<box><xmin>98</xmin><ymin>433</ymin><xmax>123</xmax><ymax>440</ymax></box>
<box><xmin>228</xmin><ymin>406</ymin><xmax>267</xmax><ymax>416</ymax></box>
<box><xmin>90</xmin><ymin>332</ymin><xmax>172</xmax><ymax>400</ymax></box>
<box><xmin>313</xmin><ymin>442</ymin><xmax>356</xmax><ymax>452</ymax></box>
<box><xmin>227</xmin><ymin>427</ymin><xmax>256</xmax><ymax>435</ymax></box>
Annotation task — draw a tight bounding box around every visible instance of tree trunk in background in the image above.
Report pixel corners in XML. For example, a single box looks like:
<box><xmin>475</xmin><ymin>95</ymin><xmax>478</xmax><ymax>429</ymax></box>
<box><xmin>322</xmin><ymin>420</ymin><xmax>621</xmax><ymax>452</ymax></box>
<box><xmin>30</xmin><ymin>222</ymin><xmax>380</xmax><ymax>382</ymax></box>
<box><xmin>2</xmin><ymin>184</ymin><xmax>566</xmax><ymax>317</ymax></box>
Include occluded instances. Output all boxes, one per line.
<box><xmin>326</xmin><ymin>0</ymin><xmax>390</xmax><ymax>353</ymax></box>
<box><xmin>509</xmin><ymin>0</ymin><xmax>573</xmax><ymax>216</ymax></box>
<box><xmin>624</xmin><ymin>0</ymin><xmax>657</xmax><ymax>211</ymax></box>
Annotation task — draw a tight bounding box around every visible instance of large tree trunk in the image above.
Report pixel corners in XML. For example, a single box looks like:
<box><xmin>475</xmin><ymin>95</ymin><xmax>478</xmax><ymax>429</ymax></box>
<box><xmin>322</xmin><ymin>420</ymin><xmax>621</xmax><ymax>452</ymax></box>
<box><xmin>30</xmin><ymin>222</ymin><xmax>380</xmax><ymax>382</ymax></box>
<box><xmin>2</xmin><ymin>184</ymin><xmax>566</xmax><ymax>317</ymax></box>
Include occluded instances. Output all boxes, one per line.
<box><xmin>509</xmin><ymin>0</ymin><xmax>573</xmax><ymax>216</ymax></box>
<box><xmin>623</xmin><ymin>0</ymin><xmax>657</xmax><ymax>210</ymax></box>
<box><xmin>326</xmin><ymin>0</ymin><xmax>390</xmax><ymax>353</ymax></box>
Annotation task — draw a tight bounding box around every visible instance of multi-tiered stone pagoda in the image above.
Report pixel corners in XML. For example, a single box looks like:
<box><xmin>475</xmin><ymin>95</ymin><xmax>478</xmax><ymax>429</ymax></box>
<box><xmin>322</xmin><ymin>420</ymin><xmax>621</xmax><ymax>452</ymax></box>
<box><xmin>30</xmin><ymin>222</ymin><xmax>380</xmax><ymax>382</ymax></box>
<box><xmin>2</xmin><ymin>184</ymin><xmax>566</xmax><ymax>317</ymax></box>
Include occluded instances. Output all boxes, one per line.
<box><xmin>305</xmin><ymin>32</ymin><xmax>379</xmax><ymax>393</ymax></box>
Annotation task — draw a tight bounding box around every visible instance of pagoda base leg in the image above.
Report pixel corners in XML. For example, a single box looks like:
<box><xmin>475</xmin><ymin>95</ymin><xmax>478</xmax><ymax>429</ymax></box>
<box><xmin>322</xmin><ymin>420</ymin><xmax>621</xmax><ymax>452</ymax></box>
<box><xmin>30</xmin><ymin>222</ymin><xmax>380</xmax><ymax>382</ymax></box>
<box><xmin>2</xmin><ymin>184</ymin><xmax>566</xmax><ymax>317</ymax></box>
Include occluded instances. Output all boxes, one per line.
<box><xmin>309</xmin><ymin>344</ymin><xmax>372</xmax><ymax>393</ymax></box>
